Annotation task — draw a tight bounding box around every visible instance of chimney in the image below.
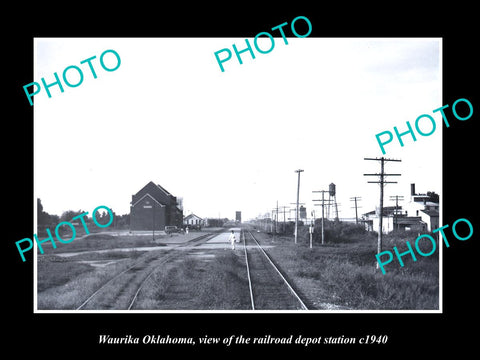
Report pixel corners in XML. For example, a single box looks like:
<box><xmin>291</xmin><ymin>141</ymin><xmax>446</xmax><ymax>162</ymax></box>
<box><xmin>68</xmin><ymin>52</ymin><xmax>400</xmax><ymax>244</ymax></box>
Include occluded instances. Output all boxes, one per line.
<box><xmin>411</xmin><ymin>183</ymin><xmax>416</xmax><ymax>196</ymax></box>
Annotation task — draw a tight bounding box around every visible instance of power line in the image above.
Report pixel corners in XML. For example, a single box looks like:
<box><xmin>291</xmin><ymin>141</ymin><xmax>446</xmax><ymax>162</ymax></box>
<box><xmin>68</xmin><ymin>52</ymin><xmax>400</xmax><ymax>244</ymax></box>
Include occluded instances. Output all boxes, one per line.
<box><xmin>350</xmin><ymin>196</ymin><xmax>362</xmax><ymax>225</ymax></box>
<box><xmin>277</xmin><ymin>205</ymin><xmax>289</xmax><ymax>233</ymax></box>
<box><xmin>389</xmin><ymin>195</ymin><xmax>404</xmax><ymax>231</ymax></box>
<box><xmin>312</xmin><ymin>190</ymin><xmax>333</xmax><ymax>245</ymax></box>
<box><xmin>270</xmin><ymin>200</ymin><xmax>280</xmax><ymax>234</ymax></box>
<box><xmin>364</xmin><ymin>157</ymin><xmax>401</xmax><ymax>270</ymax></box>
<box><xmin>294</xmin><ymin>169</ymin><xmax>304</xmax><ymax>244</ymax></box>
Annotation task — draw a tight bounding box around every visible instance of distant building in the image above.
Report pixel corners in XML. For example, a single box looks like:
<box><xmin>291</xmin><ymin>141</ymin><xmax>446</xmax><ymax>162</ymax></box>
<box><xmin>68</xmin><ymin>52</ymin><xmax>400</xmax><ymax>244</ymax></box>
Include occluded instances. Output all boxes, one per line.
<box><xmin>403</xmin><ymin>183</ymin><xmax>439</xmax><ymax>231</ymax></box>
<box><xmin>184</xmin><ymin>213</ymin><xmax>203</xmax><ymax>229</ymax></box>
<box><xmin>236</xmin><ymin>211</ymin><xmax>242</xmax><ymax>223</ymax></box>
<box><xmin>363</xmin><ymin>183</ymin><xmax>439</xmax><ymax>234</ymax></box>
<box><xmin>130</xmin><ymin>181</ymin><xmax>183</xmax><ymax>231</ymax></box>
<box><xmin>299</xmin><ymin>206</ymin><xmax>307</xmax><ymax>220</ymax></box>
<box><xmin>363</xmin><ymin>206</ymin><xmax>426</xmax><ymax>234</ymax></box>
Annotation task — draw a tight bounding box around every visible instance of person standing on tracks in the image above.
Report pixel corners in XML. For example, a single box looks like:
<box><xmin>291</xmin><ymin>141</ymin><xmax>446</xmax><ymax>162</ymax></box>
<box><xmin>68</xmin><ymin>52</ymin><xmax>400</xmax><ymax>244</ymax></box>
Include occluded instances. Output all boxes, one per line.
<box><xmin>228</xmin><ymin>230</ymin><xmax>236</xmax><ymax>250</ymax></box>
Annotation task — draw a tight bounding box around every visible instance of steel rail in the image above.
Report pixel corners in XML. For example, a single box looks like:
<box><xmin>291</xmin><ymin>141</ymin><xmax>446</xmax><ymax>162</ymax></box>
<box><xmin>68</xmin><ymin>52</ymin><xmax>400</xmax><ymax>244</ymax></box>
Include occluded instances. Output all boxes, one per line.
<box><xmin>127</xmin><ymin>232</ymin><xmax>221</xmax><ymax>310</ymax></box>
<box><xmin>246</xmin><ymin>230</ymin><xmax>308</xmax><ymax>310</ymax></box>
<box><xmin>76</xmin><ymin>259</ymin><xmax>145</xmax><ymax>310</ymax></box>
<box><xmin>126</xmin><ymin>250</ymin><xmax>181</xmax><ymax>310</ymax></box>
<box><xmin>242</xmin><ymin>229</ymin><xmax>256</xmax><ymax>310</ymax></box>
<box><xmin>76</xmin><ymin>231</ymin><xmax>218</xmax><ymax>310</ymax></box>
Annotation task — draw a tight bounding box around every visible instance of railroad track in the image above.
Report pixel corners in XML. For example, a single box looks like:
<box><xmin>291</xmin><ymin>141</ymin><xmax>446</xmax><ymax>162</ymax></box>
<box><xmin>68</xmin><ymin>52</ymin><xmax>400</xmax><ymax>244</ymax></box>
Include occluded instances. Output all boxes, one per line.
<box><xmin>242</xmin><ymin>230</ymin><xmax>308</xmax><ymax>310</ymax></box>
<box><xmin>76</xmin><ymin>232</ymin><xmax>216</xmax><ymax>310</ymax></box>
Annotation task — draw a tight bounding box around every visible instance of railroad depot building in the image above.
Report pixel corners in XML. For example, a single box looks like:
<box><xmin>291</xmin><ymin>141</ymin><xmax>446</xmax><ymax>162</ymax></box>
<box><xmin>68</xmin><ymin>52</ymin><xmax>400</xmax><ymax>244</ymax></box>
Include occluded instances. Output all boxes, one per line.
<box><xmin>130</xmin><ymin>181</ymin><xmax>183</xmax><ymax>231</ymax></box>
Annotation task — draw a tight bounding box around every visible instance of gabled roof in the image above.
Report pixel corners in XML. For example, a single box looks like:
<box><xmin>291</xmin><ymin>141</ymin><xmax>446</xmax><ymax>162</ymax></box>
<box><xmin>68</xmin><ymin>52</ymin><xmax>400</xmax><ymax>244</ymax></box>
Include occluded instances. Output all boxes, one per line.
<box><xmin>184</xmin><ymin>213</ymin><xmax>203</xmax><ymax>220</ymax></box>
<box><xmin>131</xmin><ymin>193</ymin><xmax>166</xmax><ymax>208</ymax></box>
<box><xmin>155</xmin><ymin>183</ymin><xmax>172</xmax><ymax>196</ymax></box>
<box><xmin>131</xmin><ymin>181</ymin><xmax>177</xmax><ymax>207</ymax></box>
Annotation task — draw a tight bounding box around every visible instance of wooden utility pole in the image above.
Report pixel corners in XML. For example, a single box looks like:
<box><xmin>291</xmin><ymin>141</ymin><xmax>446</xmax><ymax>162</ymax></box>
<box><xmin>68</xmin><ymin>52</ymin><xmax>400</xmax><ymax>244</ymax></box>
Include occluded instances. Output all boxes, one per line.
<box><xmin>364</xmin><ymin>157</ymin><xmax>401</xmax><ymax>269</ymax></box>
<box><xmin>312</xmin><ymin>190</ymin><xmax>333</xmax><ymax>245</ymax></box>
<box><xmin>277</xmin><ymin>205</ymin><xmax>288</xmax><ymax>233</ymax></box>
<box><xmin>275</xmin><ymin>200</ymin><xmax>278</xmax><ymax>234</ymax></box>
<box><xmin>270</xmin><ymin>202</ymin><xmax>280</xmax><ymax>234</ymax></box>
<box><xmin>350</xmin><ymin>196</ymin><xmax>362</xmax><ymax>225</ymax></box>
<box><xmin>294</xmin><ymin>169</ymin><xmax>304</xmax><ymax>244</ymax></box>
<box><xmin>389</xmin><ymin>195</ymin><xmax>404</xmax><ymax>230</ymax></box>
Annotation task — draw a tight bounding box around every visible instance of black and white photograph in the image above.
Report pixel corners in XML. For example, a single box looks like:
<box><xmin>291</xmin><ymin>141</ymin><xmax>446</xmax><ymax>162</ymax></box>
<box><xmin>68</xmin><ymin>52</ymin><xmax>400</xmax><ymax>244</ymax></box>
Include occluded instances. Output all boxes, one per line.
<box><xmin>33</xmin><ymin>37</ymin><xmax>442</xmax><ymax>312</ymax></box>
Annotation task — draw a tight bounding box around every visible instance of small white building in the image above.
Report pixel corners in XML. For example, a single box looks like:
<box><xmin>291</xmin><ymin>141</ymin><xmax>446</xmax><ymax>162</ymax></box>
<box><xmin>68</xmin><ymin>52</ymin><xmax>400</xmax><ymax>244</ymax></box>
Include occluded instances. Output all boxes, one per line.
<box><xmin>364</xmin><ymin>211</ymin><xmax>427</xmax><ymax>234</ymax></box>
<box><xmin>363</xmin><ymin>184</ymin><xmax>439</xmax><ymax>235</ymax></box>
<box><xmin>363</xmin><ymin>205</ymin><xmax>427</xmax><ymax>234</ymax></box>
<box><xmin>183</xmin><ymin>213</ymin><xmax>203</xmax><ymax>229</ymax></box>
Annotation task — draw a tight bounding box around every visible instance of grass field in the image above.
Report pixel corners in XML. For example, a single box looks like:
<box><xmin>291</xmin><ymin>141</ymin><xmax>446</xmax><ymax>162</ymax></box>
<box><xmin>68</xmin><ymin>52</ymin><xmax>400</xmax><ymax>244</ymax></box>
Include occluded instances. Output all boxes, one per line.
<box><xmin>253</xmin><ymin>224</ymin><xmax>439</xmax><ymax>310</ymax></box>
<box><xmin>36</xmin><ymin>232</ymin><xmax>168</xmax><ymax>255</ymax></box>
<box><xmin>37</xmin><ymin>250</ymin><xmax>147</xmax><ymax>309</ymax></box>
<box><xmin>36</xmin><ymin>224</ymin><xmax>439</xmax><ymax>311</ymax></box>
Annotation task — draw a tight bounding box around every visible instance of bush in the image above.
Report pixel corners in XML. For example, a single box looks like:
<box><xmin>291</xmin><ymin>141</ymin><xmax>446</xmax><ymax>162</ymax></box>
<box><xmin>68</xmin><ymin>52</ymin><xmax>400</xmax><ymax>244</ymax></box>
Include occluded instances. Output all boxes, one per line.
<box><xmin>303</xmin><ymin>220</ymin><xmax>376</xmax><ymax>244</ymax></box>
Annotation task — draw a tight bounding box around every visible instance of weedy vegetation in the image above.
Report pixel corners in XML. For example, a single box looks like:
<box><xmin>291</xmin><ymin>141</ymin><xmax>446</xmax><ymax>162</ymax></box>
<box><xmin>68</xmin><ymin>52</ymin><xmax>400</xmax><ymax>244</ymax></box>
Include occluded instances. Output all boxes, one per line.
<box><xmin>259</xmin><ymin>220</ymin><xmax>439</xmax><ymax>310</ymax></box>
<box><xmin>133</xmin><ymin>252</ymin><xmax>251</xmax><ymax>310</ymax></box>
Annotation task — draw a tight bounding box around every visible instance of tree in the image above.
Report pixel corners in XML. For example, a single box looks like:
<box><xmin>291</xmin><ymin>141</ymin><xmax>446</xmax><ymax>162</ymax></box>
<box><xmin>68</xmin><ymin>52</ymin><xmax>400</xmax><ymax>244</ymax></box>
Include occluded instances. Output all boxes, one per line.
<box><xmin>115</xmin><ymin>213</ymin><xmax>130</xmax><ymax>228</ymax></box>
<box><xmin>60</xmin><ymin>210</ymin><xmax>86</xmax><ymax>222</ymax></box>
<box><xmin>37</xmin><ymin>198</ymin><xmax>59</xmax><ymax>226</ymax></box>
<box><xmin>37</xmin><ymin>198</ymin><xmax>47</xmax><ymax>224</ymax></box>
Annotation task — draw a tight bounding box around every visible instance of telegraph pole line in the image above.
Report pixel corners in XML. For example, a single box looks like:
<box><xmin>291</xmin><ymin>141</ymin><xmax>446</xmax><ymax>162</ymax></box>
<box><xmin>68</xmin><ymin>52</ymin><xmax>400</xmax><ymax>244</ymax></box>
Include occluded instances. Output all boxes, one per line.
<box><xmin>389</xmin><ymin>195</ymin><xmax>404</xmax><ymax>231</ymax></box>
<box><xmin>312</xmin><ymin>190</ymin><xmax>333</xmax><ymax>245</ymax></box>
<box><xmin>294</xmin><ymin>169</ymin><xmax>304</xmax><ymax>244</ymax></box>
<box><xmin>334</xmin><ymin>202</ymin><xmax>341</xmax><ymax>222</ymax></box>
<box><xmin>270</xmin><ymin>209</ymin><xmax>275</xmax><ymax>233</ymax></box>
<box><xmin>271</xmin><ymin>201</ymin><xmax>279</xmax><ymax>234</ymax></box>
<box><xmin>289</xmin><ymin>202</ymin><xmax>304</xmax><ymax>240</ymax></box>
<box><xmin>277</xmin><ymin>205</ymin><xmax>288</xmax><ymax>233</ymax></box>
<box><xmin>276</xmin><ymin>200</ymin><xmax>279</xmax><ymax>234</ymax></box>
<box><xmin>350</xmin><ymin>196</ymin><xmax>362</xmax><ymax>225</ymax></box>
<box><xmin>289</xmin><ymin>204</ymin><xmax>305</xmax><ymax>217</ymax></box>
<box><xmin>364</xmin><ymin>157</ymin><xmax>401</xmax><ymax>269</ymax></box>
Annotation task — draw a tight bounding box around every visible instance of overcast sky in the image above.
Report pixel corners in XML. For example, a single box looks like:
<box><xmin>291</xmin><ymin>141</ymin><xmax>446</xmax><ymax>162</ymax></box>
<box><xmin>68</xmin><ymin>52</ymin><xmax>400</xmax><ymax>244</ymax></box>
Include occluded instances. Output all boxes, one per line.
<box><xmin>34</xmin><ymin>37</ymin><xmax>441</xmax><ymax>221</ymax></box>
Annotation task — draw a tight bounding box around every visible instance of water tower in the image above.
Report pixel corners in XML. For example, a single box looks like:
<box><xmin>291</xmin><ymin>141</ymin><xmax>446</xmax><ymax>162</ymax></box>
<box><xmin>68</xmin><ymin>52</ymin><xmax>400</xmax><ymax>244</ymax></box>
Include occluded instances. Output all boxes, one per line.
<box><xmin>328</xmin><ymin>183</ymin><xmax>339</xmax><ymax>221</ymax></box>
